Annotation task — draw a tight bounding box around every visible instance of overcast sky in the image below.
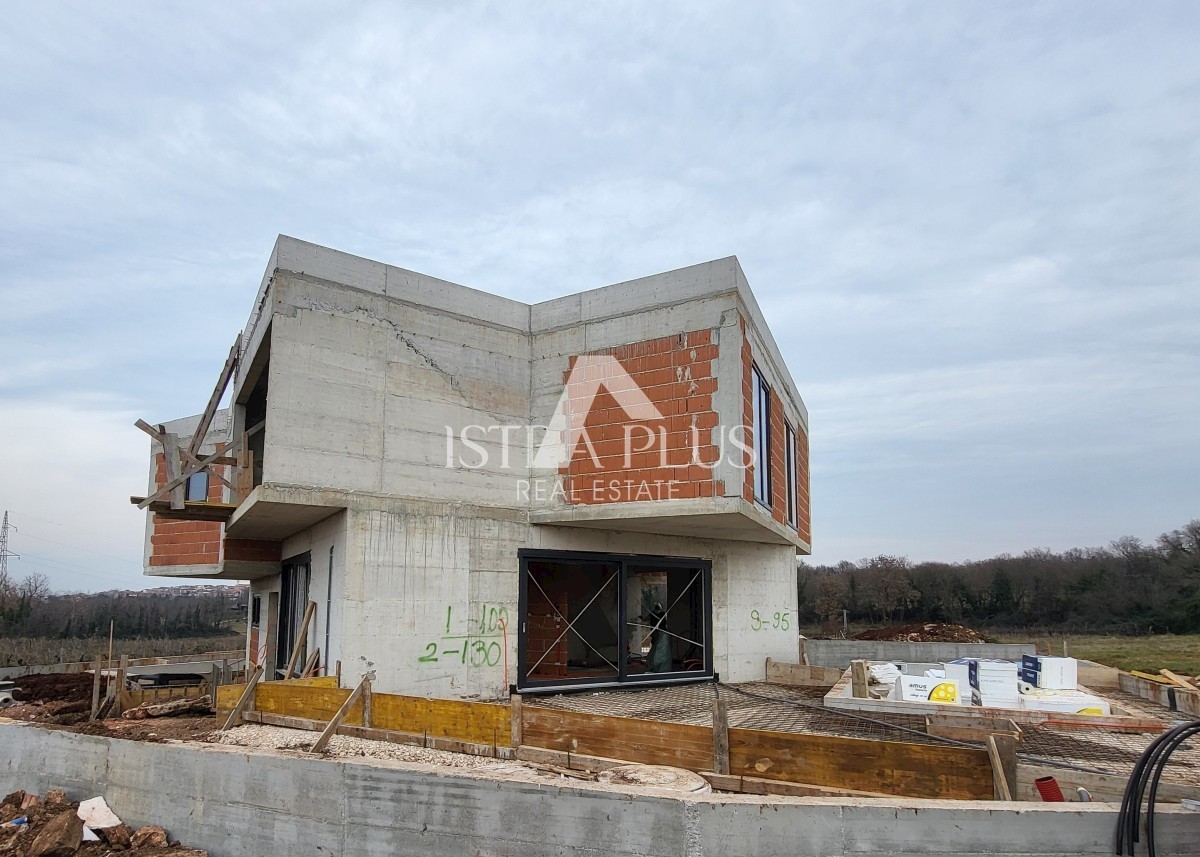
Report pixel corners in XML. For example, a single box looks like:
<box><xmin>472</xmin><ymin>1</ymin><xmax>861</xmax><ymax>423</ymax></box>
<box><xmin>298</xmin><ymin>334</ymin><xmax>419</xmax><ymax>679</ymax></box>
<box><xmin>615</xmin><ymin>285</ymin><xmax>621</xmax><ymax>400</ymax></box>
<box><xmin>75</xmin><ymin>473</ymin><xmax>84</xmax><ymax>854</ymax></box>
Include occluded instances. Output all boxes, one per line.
<box><xmin>1</xmin><ymin>2</ymin><xmax>1197</xmax><ymax>592</ymax></box>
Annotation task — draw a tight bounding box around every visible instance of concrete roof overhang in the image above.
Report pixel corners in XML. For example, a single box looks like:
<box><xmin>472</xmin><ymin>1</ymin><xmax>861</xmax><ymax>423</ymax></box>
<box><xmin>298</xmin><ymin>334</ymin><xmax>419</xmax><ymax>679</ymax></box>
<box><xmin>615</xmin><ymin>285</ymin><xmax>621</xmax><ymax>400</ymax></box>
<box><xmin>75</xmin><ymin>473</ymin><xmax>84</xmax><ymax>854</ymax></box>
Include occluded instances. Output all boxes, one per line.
<box><xmin>530</xmin><ymin>496</ymin><xmax>810</xmax><ymax>552</ymax></box>
<box><xmin>223</xmin><ymin>485</ymin><xmax>344</xmax><ymax>541</ymax></box>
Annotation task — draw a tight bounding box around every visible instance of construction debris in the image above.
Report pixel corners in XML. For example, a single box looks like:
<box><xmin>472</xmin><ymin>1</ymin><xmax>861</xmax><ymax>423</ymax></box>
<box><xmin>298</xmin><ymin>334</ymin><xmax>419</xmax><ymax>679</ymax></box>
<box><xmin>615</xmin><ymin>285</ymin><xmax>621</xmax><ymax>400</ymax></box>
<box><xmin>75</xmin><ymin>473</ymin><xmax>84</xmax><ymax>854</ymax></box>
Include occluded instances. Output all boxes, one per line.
<box><xmin>0</xmin><ymin>788</ymin><xmax>205</xmax><ymax>857</ymax></box>
<box><xmin>121</xmin><ymin>696</ymin><xmax>212</xmax><ymax>721</ymax></box>
<box><xmin>852</xmin><ymin>623</ymin><xmax>991</xmax><ymax>643</ymax></box>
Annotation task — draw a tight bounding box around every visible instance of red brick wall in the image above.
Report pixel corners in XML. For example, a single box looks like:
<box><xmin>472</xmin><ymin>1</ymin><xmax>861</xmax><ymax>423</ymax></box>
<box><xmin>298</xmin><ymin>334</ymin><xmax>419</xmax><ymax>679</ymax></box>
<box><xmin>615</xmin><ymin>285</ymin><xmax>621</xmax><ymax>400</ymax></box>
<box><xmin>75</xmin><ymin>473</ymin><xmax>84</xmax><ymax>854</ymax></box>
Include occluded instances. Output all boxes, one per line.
<box><xmin>741</xmin><ymin>322</ymin><xmax>812</xmax><ymax>543</ymax></box>
<box><xmin>560</xmin><ymin>329</ymin><xmax>724</xmax><ymax>504</ymax></box>
<box><xmin>224</xmin><ymin>539</ymin><xmax>282</xmax><ymax>563</ymax></box>
<box><xmin>741</xmin><ymin>323</ymin><xmax>755</xmax><ymax>504</ymax></box>
<box><xmin>795</xmin><ymin>424</ymin><xmax>811</xmax><ymax>545</ymax></box>
<box><xmin>147</xmin><ymin>451</ymin><xmax>226</xmax><ymax>568</ymax></box>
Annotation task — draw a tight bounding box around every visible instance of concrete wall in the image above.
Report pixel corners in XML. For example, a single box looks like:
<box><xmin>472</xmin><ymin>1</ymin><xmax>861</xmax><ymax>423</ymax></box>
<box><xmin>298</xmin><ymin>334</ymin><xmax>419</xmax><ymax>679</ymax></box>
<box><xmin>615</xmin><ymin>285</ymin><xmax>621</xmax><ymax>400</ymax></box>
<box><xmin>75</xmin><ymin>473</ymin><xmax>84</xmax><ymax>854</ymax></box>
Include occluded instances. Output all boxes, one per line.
<box><xmin>146</xmin><ymin>238</ymin><xmax>811</xmax><ymax>700</ymax></box>
<box><xmin>803</xmin><ymin>640</ymin><xmax>1037</xmax><ymax>668</ymax></box>
<box><xmin>3</xmin><ymin>723</ymin><xmax>1196</xmax><ymax>857</ymax></box>
<box><xmin>332</xmin><ymin>502</ymin><xmax>798</xmax><ymax>698</ymax></box>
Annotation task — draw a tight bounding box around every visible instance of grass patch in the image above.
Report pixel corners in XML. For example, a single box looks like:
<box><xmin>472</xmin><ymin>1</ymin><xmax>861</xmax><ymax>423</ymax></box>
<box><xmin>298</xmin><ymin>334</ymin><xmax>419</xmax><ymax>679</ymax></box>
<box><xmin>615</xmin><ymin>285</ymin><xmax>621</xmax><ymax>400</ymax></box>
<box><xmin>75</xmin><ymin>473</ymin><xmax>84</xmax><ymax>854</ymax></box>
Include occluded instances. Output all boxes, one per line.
<box><xmin>1002</xmin><ymin>633</ymin><xmax>1200</xmax><ymax>677</ymax></box>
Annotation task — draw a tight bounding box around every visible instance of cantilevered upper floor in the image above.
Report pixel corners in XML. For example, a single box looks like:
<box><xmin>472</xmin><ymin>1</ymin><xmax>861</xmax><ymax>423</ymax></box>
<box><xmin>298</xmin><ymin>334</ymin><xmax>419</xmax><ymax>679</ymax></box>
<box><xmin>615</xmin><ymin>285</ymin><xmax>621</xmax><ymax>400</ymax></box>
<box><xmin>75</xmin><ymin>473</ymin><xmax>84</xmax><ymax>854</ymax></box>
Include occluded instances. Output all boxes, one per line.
<box><xmin>135</xmin><ymin>236</ymin><xmax>810</xmax><ymax>579</ymax></box>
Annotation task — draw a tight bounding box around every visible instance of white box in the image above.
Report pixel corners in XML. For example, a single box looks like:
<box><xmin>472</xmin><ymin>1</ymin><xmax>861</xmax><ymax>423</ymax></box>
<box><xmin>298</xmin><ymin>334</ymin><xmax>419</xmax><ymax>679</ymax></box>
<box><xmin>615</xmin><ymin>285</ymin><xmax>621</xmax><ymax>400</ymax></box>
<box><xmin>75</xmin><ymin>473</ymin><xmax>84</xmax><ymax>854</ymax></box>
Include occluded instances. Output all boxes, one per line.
<box><xmin>895</xmin><ymin>675</ymin><xmax>962</xmax><ymax>705</ymax></box>
<box><xmin>1019</xmin><ymin>690</ymin><xmax>1110</xmax><ymax>716</ymax></box>
<box><xmin>1034</xmin><ymin>657</ymin><xmax>1078</xmax><ymax>690</ymax></box>
<box><xmin>942</xmin><ymin>662</ymin><xmax>973</xmax><ymax>706</ymax></box>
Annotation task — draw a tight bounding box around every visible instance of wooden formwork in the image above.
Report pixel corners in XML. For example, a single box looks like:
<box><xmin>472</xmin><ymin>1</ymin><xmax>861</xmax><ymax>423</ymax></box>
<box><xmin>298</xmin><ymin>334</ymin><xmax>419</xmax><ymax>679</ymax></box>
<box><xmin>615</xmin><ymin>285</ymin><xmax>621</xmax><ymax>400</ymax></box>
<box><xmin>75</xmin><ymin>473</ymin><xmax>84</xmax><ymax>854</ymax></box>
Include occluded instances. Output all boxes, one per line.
<box><xmin>1118</xmin><ymin>670</ymin><xmax>1200</xmax><ymax>718</ymax></box>
<box><xmin>216</xmin><ymin>678</ymin><xmax>511</xmax><ymax>746</ymax></box>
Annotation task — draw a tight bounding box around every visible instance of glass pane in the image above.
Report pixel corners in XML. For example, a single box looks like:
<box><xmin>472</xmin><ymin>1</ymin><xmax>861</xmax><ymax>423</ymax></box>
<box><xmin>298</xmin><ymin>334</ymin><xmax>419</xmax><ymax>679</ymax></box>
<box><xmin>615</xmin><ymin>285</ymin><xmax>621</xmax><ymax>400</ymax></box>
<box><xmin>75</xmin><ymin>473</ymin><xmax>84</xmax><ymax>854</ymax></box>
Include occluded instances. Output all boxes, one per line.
<box><xmin>185</xmin><ymin>471</ymin><xmax>209</xmax><ymax>502</ymax></box>
<box><xmin>625</xmin><ymin>566</ymin><xmax>706</xmax><ymax>676</ymax></box>
<box><xmin>524</xmin><ymin>559</ymin><xmax>620</xmax><ymax>682</ymax></box>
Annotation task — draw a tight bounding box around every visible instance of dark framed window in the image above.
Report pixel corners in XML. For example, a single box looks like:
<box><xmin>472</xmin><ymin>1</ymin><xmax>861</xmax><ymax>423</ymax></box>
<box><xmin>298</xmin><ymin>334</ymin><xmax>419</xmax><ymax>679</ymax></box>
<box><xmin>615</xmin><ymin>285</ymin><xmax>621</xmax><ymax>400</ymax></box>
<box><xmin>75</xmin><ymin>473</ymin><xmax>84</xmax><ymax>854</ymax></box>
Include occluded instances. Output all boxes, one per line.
<box><xmin>185</xmin><ymin>470</ymin><xmax>210</xmax><ymax>502</ymax></box>
<box><xmin>785</xmin><ymin>422</ymin><xmax>798</xmax><ymax>528</ymax></box>
<box><xmin>251</xmin><ymin>595</ymin><xmax>262</xmax><ymax>628</ymax></box>
<box><xmin>752</xmin><ymin>365</ymin><xmax>771</xmax><ymax>505</ymax></box>
<box><xmin>517</xmin><ymin>549</ymin><xmax>713</xmax><ymax>693</ymax></box>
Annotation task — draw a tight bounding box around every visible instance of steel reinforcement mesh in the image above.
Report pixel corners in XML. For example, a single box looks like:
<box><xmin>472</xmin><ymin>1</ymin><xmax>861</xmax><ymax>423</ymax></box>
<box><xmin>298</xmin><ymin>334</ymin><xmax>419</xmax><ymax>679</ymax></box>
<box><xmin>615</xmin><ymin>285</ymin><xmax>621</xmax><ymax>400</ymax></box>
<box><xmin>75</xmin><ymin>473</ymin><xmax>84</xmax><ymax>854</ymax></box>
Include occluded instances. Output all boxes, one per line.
<box><xmin>526</xmin><ymin>680</ymin><xmax>1200</xmax><ymax>786</ymax></box>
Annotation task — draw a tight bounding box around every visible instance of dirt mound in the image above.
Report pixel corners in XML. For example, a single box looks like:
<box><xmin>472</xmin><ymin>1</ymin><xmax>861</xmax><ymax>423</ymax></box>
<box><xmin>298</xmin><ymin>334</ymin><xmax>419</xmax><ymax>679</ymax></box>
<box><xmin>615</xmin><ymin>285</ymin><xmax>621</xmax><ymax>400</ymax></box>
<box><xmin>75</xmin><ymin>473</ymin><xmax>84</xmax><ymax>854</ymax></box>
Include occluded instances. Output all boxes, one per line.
<box><xmin>10</xmin><ymin>672</ymin><xmax>95</xmax><ymax>704</ymax></box>
<box><xmin>852</xmin><ymin>623</ymin><xmax>991</xmax><ymax>643</ymax></box>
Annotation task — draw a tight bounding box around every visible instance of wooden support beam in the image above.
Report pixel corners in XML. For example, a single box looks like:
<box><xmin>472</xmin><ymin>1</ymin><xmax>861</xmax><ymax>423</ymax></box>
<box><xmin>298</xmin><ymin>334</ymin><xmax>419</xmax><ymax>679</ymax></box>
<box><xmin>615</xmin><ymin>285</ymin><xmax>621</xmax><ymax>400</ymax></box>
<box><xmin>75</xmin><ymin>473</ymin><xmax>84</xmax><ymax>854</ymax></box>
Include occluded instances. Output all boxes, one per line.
<box><xmin>113</xmin><ymin>655</ymin><xmax>128</xmax><ymax>717</ymax></box>
<box><xmin>311</xmin><ymin>676</ymin><xmax>370</xmax><ymax>754</ymax></box>
<box><xmin>362</xmin><ymin>675</ymin><xmax>373</xmax><ymax>729</ymax></box>
<box><xmin>284</xmin><ymin>600</ymin><xmax>318</xmax><ymax>680</ymax></box>
<box><xmin>89</xmin><ymin>654</ymin><xmax>103</xmax><ymax>720</ymax></box>
<box><xmin>765</xmin><ymin>658</ymin><xmax>844</xmax><ymax>687</ymax></box>
<box><xmin>137</xmin><ymin>426</ymin><xmax>258</xmax><ymax>509</ymax></box>
<box><xmin>509</xmin><ymin>693</ymin><xmax>523</xmax><ymax>748</ymax></box>
<box><xmin>161</xmin><ymin>431</ymin><xmax>185</xmax><ymax>510</ymax></box>
<box><xmin>712</xmin><ymin>697</ymin><xmax>730</xmax><ymax>775</ymax></box>
<box><xmin>188</xmin><ymin>339</ymin><xmax>241</xmax><ymax>459</ymax></box>
<box><xmin>220</xmin><ymin>665</ymin><xmax>263</xmax><ymax>731</ymax></box>
<box><xmin>1160</xmin><ymin>669</ymin><xmax>1199</xmax><ymax>692</ymax></box>
<box><xmin>1130</xmin><ymin>670</ymin><xmax>1173</xmax><ymax>684</ymax></box>
<box><xmin>926</xmin><ymin>714</ymin><xmax>1022</xmax><ymax>744</ymax></box>
<box><xmin>987</xmin><ymin>733</ymin><xmax>1016</xmax><ymax>801</ymax></box>
<box><xmin>850</xmin><ymin>659</ymin><xmax>869</xmax><ymax>699</ymax></box>
<box><xmin>301</xmin><ymin>649</ymin><xmax>320</xmax><ymax>678</ymax></box>
<box><xmin>136</xmin><ymin>419</ymin><xmax>234</xmax><ymax>491</ymax></box>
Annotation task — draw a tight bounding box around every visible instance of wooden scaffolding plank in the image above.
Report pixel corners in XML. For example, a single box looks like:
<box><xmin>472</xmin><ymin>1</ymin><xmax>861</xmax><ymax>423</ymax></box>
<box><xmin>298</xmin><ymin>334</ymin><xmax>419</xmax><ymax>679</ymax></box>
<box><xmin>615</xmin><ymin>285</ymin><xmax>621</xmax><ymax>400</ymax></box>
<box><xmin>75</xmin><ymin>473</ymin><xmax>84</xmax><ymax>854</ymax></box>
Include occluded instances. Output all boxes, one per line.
<box><xmin>522</xmin><ymin>707</ymin><xmax>713</xmax><ymax>771</ymax></box>
<box><xmin>187</xmin><ymin>338</ymin><xmax>241</xmax><ymax>459</ymax></box>
<box><xmin>727</xmin><ymin>726</ymin><xmax>994</xmax><ymax>800</ymax></box>
<box><xmin>764</xmin><ymin>658</ymin><xmax>844</xmax><ymax>687</ymax></box>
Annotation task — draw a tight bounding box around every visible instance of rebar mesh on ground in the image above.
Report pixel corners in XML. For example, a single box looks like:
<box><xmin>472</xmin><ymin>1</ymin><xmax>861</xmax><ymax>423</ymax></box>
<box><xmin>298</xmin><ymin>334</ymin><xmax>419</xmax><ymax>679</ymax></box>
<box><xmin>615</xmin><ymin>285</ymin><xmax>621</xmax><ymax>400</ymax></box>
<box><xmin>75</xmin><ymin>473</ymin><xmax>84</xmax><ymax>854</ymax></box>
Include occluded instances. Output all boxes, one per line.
<box><xmin>526</xmin><ymin>680</ymin><xmax>1200</xmax><ymax>786</ymax></box>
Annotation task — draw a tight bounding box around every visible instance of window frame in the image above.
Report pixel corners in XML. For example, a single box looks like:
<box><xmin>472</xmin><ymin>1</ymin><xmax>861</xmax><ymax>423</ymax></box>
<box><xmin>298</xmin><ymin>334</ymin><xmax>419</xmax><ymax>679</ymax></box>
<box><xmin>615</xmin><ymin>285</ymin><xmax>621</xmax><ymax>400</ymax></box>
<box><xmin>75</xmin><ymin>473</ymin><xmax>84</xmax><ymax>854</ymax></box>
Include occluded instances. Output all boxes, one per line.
<box><xmin>185</xmin><ymin>470</ymin><xmax>210</xmax><ymax>502</ymax></box>
<box><xmin>751</xmin><ymin>364</ymin><xmax>772</xmax><ymax>506</ymax></box>
<box><xmin>784</xmin><ymin>422</ymin><xmax>798</xmax><ymax>528</ymax></box>
<box><xmin>516</xmin><ymin>549</ymin><xmax>714</xmax><ymax>694</ymax></box>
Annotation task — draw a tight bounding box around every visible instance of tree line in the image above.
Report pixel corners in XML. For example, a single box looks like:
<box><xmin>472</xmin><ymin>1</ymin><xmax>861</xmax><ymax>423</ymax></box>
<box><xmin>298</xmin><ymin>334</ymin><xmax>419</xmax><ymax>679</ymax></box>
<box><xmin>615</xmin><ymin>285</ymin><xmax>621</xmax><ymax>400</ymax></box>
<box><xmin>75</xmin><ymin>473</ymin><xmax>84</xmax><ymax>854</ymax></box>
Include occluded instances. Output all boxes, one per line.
<box><xmin>799</xmin><ymin>520</ymin><xmax>1200</xmax><ymax>635</ymax></box>
<box><xmin>0</xmin><ymin>577</ymin><xmax>239</xmax><ymax>640</ymax></box>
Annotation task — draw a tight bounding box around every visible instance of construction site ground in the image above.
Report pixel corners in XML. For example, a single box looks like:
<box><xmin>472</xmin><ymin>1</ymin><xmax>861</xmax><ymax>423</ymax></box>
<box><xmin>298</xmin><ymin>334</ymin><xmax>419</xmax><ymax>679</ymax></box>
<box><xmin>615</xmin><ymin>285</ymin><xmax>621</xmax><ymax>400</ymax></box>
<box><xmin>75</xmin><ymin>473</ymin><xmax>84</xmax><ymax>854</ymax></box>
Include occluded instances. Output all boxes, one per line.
<box><xmin>5</xmin><ymin>669</ymin><xmax>1199</xmax><ymax>793</ymax></box>
<box><xmin>526</xmin><ymin>680</ymin><xmax>1200</xmax><ymax>789</ymax></box>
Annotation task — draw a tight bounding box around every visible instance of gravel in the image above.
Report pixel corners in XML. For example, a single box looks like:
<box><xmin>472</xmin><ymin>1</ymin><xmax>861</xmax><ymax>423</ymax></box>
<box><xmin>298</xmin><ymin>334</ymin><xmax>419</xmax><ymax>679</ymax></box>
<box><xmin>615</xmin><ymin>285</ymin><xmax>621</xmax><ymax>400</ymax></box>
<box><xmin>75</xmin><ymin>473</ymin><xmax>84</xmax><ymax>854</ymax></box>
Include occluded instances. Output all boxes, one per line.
<box><xmin>210</xmin><ymin>724</ymin><xmax>544</xmax><ymax>781</ymax></box>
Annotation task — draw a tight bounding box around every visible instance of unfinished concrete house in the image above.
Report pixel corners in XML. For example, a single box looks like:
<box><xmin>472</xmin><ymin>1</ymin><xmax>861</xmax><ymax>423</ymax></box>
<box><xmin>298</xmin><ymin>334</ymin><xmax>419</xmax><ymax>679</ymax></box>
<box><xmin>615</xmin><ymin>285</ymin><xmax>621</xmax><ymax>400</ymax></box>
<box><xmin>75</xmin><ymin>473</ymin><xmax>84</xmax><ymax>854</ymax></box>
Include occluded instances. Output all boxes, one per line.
<box><xmin>134</xmin><ymin>236</ymin><xmax>810</xmax><ymax>700</ymax></box>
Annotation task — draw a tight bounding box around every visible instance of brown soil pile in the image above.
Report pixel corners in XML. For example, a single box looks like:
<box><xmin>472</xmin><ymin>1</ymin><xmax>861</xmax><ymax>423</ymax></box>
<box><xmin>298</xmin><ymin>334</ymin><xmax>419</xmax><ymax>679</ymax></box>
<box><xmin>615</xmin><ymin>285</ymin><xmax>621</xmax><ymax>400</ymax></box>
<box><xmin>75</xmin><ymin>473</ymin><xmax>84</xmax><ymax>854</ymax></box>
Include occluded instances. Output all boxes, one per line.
<box><xmin>852</xmin><ymin>623</ymin><xmax>991</xmax><ymax>643</ymax></box>
<box><xmin>0</xmin><ymin>788</ymin><xmax>205</xmax><ymax>856</ymax></box>
<box><xmin>10</xmin><ymin>672</ymin><xmax>94</xmax><ymax>704</ymax></box>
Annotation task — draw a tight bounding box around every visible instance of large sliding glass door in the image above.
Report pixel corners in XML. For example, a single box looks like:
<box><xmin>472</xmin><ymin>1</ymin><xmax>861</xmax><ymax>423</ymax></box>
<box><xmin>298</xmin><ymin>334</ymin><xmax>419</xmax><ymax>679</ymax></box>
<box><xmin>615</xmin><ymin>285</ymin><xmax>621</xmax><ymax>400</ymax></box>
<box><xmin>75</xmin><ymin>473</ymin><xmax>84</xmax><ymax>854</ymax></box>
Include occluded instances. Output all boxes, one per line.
<box><xmin>517</xmin><ymin>550</ymin><xmax>712</xmax><ymax>693</ymax></box>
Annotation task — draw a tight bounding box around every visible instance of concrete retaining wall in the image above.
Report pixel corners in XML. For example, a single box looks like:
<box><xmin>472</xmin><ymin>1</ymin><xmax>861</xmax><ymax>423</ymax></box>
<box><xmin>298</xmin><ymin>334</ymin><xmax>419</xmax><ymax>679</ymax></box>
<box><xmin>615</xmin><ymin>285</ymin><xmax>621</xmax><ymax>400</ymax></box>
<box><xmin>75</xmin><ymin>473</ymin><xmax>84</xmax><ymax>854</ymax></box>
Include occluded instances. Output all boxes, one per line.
<box><xmin>3</xmin><ymin>721</ymin><xmax>1196</xmax><ymax>856</ymax></box>
<box><xmin>803</xmin><ymin>640</ymin><xmax>1035</xmax><ymax>668</ymax></box>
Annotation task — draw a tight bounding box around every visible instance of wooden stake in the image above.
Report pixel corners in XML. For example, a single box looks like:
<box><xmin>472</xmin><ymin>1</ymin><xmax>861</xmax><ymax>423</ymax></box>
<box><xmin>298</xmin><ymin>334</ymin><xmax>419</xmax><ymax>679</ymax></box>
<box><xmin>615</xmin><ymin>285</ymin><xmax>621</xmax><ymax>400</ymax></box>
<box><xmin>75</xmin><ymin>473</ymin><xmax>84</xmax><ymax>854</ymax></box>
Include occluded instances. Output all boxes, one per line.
<box><xmin>284</xmin><ymin>600</ymin><xmax>318</xmax><ymax>680</ymax></box>
<box><xmin>510</xmin><ymin>693</ymin><xmax>523</xmax><ymax>748</ymax></box>
<box><xmin>987</xmin><ymin>733</ymin><xmax>1016</xmax><ymax>801</ymax></box>
<box><xmin>220</xmin><ymin>665</ymin><xmax>264</xmax><ymax>731</ymax></box>
<box><xmin>712</xmin><ymin>697</ymin><xmax>730</xmax><ymax>775</ymax></box>
<box><xmin>114</xmin><ymin>654</ymin><xmax>128</xmax><ymax>717</ymax></box>
<box><xmin>311</xmin><ymin>676</ymin><xmax>370</xmax><ymax>753</ymax></box>
<box><xmin>851</xmin><ymin>660</ymin><xmax>869</xmax><ymax>699</ymax></box>
<box><xmin>90</xmin><ymin>654</ymin><xmax>103</xmax><ymax>720</ymax></box>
